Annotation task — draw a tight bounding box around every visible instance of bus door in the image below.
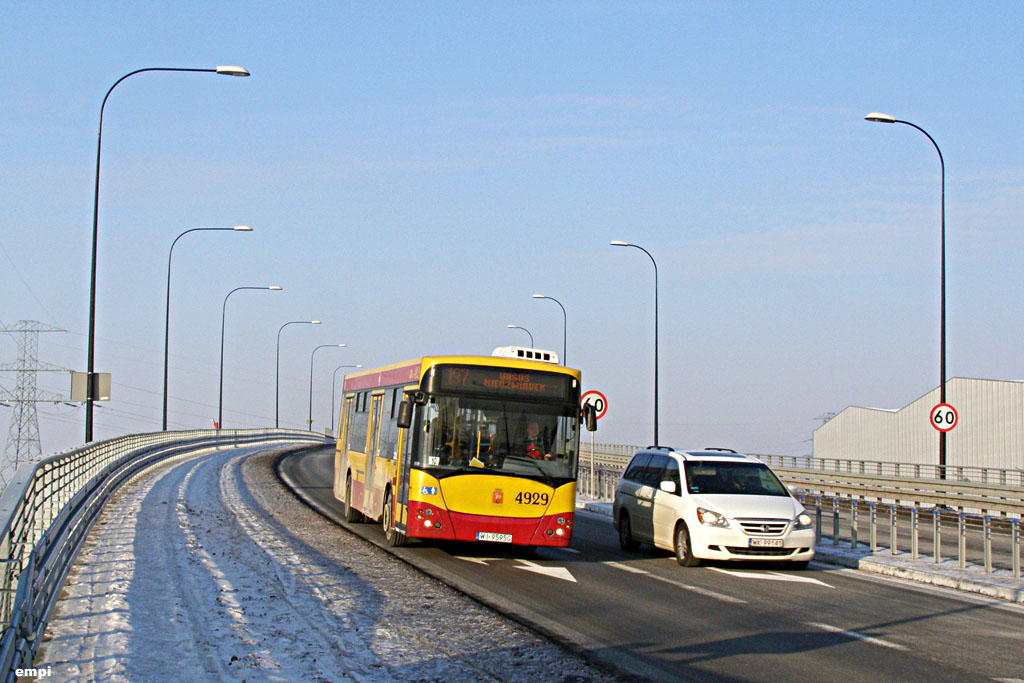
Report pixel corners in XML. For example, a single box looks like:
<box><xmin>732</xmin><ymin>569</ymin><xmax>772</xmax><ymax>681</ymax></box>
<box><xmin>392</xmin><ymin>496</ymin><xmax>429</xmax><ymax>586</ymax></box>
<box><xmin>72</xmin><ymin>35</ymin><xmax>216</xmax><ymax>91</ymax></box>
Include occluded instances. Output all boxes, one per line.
<box><xmin>394</xmin><ymin>392</ymin><xmax>416</xmax><ymax>531</ymax></box>
<box><xmin>335</xmin><ymin>395</ymin><xmax>355</xmax><ymax>500</ymax></box>
<box><xmin>364</xmin><ymin>393</ymin><xmax>384</xmax><ymax>514</ymax></box>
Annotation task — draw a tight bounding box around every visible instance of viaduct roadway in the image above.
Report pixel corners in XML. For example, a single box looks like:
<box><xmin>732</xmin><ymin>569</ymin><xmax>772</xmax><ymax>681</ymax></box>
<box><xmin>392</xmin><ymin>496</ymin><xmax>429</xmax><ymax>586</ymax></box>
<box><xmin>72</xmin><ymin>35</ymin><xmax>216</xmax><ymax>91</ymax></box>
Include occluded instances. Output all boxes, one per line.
<box><xmin>281</xmin><ymin>445</ymin><xmax>1024</xmax><ymax>682</ymax></box>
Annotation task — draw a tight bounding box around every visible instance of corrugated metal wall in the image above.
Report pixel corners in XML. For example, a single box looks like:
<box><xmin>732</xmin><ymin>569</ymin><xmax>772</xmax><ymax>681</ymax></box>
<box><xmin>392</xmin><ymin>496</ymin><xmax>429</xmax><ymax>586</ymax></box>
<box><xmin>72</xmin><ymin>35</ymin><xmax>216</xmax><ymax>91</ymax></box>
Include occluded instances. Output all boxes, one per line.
<box><xmin>813</xmin><ymin>378</ymin><xmax>1024</xmax><ymax>468</ymax></box>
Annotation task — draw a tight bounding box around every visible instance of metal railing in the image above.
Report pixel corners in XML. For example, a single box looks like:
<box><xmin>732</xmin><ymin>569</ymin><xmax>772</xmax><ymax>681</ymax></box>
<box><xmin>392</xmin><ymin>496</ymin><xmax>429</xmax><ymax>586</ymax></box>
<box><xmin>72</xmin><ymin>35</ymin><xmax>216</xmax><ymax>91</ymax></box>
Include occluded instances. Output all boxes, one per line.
<box><xmin>0</xmin><ymin>428</ymin><xmax>329</xmax><ymax>680</ymax></box>
<box><xmin>801</xmin><ymin>496</ymin><xmax>1022</xmax><ymax>579</ymax></box>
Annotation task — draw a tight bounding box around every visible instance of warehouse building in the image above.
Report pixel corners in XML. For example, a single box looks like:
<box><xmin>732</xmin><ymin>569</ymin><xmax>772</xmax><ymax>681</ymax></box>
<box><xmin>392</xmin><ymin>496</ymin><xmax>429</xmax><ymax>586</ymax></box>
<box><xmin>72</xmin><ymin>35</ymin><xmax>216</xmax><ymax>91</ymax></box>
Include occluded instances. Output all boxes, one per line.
<box><xmin>812</xmin><ymin>377</ymin><xmax>1024</xmax><ymax>470</ymax></box>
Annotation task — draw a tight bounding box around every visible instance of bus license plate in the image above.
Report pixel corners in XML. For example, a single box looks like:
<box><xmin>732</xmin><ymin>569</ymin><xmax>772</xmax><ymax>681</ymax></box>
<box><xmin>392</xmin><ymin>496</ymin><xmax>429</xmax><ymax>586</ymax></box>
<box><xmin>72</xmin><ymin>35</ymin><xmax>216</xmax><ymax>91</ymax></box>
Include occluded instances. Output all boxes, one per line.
<box><xmin>476</xmin><ymin>532</ymin><xmax>513</xmax><ymax>543</ymax></box>
<box><xmin>749</xmin><ymin>538</ymin><xmax>784</xmax><ymax>548</ymax></box>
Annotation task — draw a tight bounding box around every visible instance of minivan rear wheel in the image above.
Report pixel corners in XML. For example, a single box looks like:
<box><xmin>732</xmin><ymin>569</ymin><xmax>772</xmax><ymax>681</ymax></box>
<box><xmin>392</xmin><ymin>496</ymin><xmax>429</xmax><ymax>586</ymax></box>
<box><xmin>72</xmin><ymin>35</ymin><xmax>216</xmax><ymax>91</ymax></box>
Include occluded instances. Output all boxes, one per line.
<box><xmin>618</xmin><ymin>512</ymin><xmax>639</xmax><ymax>551</ymax></box>
<box><xmin>674</xmin><ymin>522</ymin><xmax>700</xmax><ymax>567</ymax></box>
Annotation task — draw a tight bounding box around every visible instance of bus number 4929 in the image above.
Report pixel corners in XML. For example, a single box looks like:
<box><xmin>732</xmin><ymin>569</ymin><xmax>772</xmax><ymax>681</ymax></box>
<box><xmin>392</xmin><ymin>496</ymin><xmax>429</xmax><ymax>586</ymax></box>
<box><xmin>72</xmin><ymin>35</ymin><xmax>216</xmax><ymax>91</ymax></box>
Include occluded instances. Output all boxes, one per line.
<box><xmin>516</xmin><ymin>492</ymin><xmax>549</xmax><ymax>505</ymax></box>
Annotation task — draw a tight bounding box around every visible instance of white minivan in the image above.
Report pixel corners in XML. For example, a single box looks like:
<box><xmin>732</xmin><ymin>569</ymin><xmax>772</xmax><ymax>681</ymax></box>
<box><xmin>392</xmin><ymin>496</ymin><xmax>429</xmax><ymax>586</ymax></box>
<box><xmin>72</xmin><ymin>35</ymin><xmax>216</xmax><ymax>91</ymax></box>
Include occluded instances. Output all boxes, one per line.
<box><xmin>612</xmin><ymin>447</ymin><xmax>815</xmax><ymax>567</ymax></box>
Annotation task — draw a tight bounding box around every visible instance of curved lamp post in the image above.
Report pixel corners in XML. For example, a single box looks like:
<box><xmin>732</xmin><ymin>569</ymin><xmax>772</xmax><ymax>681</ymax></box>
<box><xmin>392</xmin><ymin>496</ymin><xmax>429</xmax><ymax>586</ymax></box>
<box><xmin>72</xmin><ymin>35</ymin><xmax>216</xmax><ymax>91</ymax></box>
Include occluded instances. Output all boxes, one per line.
<box><xmin>85</xmin><ymin>64</ymin><xmax>250</xmax><ymax>442</ymax></box>
<box><xmin>219</xmin><ymin>285</ymin><xmax>281</xmax><ymax>428</ymax></box>
<box><xmin>309</xmin><ymin>344</ymin><xmax>346</xmax><ymax>431</ymax></box>
<box><xmin>866</xmin><ymin>112</ymin><xmax>947</xmax><ymax>474</ymax></box>
<box><xmin>531</xmin><ymin>294</ymin><xmax>567</xmax><ymax>365</ymax></box>
<box><xmin>611</xmin><ymin>240</ymin><xmax>659</xmax><ymax>446</ymax></box>
<box><xmin>276</xmin><ymin>320</ymin><xmax>321</xmax><ymax>427</ymax></box>
<box><xmin>331</xmin><ymin>364</ymin><xmax>363</xmax><ymax>434</ymax></box>
<box><xmin>163</xmin><ymin>225</ymin><xmax>252</xmax><ymax>429</ymax></box>
<box><xmin>506</xmin><ymin>324</ymin><xmax>534</xmax><ymax>347</ymax></box>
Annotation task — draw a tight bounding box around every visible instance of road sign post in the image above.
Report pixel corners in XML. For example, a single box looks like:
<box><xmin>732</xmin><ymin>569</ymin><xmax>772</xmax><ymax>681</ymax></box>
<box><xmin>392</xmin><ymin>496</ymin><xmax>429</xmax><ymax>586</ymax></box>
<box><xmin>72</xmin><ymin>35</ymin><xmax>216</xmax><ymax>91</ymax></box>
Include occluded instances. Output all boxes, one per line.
<box><xmin>581</xmin><ymin>391</ymin><xmax>607</xmax><ymax>498</ymax></box>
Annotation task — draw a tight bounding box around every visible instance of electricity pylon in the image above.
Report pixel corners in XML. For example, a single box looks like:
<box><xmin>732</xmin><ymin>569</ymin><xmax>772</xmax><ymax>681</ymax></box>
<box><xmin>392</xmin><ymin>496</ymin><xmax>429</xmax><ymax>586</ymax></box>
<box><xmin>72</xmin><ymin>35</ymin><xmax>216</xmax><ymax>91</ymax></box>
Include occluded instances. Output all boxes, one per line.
<box><xmin>1</xmin><ymin>321</ymin><xmax>68</xmax><ymax>484</ymax></box>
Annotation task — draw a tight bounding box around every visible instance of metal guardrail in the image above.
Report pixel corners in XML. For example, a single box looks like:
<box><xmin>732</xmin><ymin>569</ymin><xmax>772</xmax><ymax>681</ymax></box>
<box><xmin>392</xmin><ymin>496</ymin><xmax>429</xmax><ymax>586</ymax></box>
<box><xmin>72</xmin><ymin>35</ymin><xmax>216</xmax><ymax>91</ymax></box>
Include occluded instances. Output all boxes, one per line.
<box><xmin>757</xmin><ymin>453</ymin><xmax>1024</xmax><ymax>489</ymax></box>
<box><xmin>0</xmin><ymin>428</ymin><xmax>329</xmax><ymax>681</ymax></box>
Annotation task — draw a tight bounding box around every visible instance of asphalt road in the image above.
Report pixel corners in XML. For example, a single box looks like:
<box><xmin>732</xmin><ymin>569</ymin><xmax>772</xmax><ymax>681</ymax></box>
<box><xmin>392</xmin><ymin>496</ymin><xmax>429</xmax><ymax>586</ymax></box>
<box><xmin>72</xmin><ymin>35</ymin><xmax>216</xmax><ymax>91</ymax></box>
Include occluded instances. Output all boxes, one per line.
<box><xmin>279</xmin><ymin>445</ymin><xmax>1024</xmax><ymax>682</ymax></box>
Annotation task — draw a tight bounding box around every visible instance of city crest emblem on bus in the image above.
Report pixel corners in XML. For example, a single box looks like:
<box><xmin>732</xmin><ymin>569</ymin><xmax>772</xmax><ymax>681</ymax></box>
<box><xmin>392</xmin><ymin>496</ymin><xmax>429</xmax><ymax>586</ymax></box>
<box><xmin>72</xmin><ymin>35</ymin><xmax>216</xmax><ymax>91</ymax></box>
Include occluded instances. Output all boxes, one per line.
<box><xmin>493</xmin><ymin>489</ymin><xmax>504</xmax><ymax>504</ymax></box>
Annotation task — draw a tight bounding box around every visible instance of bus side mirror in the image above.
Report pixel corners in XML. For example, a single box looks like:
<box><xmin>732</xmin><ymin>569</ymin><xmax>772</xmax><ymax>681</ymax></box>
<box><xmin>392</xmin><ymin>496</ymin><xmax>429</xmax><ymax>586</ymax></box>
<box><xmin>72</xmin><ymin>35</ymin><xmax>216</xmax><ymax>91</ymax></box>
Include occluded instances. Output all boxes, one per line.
<box><xmin>583</xmin><ymin>404</ymin><xmax>597</xmax><ymax>432</ymax></box>
<box><xmin>397</xmin><ymin>400</ymin><xmax>413</xmax><ymax>429</ymax></box>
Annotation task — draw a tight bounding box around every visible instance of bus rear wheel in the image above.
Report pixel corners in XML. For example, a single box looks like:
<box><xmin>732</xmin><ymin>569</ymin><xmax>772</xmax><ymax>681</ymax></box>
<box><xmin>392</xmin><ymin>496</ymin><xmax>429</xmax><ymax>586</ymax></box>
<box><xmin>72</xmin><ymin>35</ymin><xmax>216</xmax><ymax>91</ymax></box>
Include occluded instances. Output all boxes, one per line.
<box><xmin>382</xmin><ymin>490</ymin><xmax>407</xmax><ymax>547</ymax></box>
<box><xmin>344</xmin><ymin>474</ymin><xmax>363</xmax><ymax>523</ymax></box>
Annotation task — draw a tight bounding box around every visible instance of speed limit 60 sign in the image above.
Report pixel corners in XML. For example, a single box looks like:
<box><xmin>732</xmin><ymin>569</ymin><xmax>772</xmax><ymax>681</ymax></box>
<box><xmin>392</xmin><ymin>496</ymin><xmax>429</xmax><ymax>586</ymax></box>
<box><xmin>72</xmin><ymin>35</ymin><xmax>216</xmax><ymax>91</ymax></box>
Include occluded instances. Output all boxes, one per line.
<box><xmin>930</xmin><ymin>403</ymin><xmax>958</xmax><ymax>432</ymax></box>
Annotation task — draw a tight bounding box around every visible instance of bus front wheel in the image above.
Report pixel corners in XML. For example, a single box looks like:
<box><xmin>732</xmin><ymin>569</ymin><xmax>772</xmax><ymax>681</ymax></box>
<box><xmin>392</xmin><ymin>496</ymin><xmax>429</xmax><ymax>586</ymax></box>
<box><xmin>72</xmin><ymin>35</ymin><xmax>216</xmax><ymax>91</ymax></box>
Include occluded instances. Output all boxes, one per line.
<box><xmin>383</xmin><ymin>489</ymin><xmax>407</xmax><ymax>547</ymax></box>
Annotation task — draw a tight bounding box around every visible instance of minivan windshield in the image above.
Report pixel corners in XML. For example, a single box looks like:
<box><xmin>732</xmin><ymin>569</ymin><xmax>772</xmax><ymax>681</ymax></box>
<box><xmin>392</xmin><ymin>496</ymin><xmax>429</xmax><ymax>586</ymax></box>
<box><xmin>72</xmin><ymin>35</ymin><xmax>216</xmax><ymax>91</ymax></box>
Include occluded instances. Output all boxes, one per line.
<box><xmin>683</xmin><ymin>461</ymin><xmax>789</xmax><ymax>497</ymax></box>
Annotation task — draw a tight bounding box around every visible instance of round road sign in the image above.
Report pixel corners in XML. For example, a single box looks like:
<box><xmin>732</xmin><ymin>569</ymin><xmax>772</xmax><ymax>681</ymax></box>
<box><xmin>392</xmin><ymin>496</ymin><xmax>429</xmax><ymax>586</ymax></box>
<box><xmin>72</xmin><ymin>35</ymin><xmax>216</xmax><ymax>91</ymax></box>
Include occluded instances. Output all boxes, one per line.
<box><xmin>930</xmin><ymin>403</ymin><xmax>958</xmax><ymax>432</ymax></box>
<box><xmin>581</xmin><ymin>390</ymin><xmax>608</xmax><ymax>420</ymax></box>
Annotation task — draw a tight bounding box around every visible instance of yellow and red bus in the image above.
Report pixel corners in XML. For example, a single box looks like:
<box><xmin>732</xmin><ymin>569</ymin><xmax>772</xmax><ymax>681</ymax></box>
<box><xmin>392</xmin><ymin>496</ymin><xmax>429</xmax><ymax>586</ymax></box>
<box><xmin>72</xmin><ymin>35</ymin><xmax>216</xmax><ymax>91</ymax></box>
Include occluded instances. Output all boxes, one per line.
<box><xmin>334</xmin><ymin>350</ymin><xmax>594</xmax><ymax>548</ymax></box>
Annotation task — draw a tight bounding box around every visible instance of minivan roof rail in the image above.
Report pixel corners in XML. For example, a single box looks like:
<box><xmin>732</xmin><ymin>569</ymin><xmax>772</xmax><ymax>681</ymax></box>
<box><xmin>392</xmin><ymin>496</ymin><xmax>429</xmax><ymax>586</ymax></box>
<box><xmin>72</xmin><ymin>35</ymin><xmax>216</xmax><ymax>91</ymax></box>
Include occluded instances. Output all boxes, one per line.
<box><xmin>646</xmin><ymin>445</ymin><xmax>674</xmax><ymax>451</ymax></box>
<box><xmin>704</xmin><ymin>447</ymin><xmax>737</xmax><ymax>453</ymax></box>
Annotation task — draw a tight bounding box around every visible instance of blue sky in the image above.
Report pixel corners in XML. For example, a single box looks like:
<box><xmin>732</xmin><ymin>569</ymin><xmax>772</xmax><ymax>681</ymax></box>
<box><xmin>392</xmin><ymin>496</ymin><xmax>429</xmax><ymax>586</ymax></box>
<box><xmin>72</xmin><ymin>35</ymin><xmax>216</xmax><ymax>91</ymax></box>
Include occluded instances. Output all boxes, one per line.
<box><xmin>2</xmin><ymin>2</ymin><xmax>1022</xmax><ymax>457</ymax></box>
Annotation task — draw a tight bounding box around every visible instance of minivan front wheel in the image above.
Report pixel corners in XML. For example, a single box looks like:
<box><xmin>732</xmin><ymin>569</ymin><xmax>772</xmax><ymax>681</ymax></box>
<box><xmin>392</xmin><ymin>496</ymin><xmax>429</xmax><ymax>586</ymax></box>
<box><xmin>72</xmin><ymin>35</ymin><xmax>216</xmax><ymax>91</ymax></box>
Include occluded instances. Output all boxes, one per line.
<box><xmin>674</xmin><ymin>522</ymin><xmax>700</xmax><ymax>567</ymax></box>
<box><xmin>618</xmin><ymin>512</ymin><xmax>639</xmax><ymax>551</ymax></box>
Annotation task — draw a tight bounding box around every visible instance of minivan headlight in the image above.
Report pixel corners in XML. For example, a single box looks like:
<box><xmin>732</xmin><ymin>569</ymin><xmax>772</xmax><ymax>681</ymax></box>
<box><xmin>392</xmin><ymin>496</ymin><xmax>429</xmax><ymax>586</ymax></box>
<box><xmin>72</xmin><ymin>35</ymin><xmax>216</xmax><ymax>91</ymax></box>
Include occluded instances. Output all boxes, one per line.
<box><xmin>794</xmin><ymin>513</ymin><xmax>813</xmax><ymax>530</ymax></box>
<box><xmin>696</xmin><ymin>507</ymin><xmax>730</xmax><ymax>528</ymax></box>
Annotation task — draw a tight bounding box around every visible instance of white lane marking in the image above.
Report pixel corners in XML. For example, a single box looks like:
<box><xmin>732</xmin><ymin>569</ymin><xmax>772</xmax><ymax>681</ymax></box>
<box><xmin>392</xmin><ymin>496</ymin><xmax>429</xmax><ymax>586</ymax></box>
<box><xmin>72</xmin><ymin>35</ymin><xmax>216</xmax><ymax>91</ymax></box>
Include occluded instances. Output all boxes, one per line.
<box><xmin>806</xmin><ymin>622</ymin><xmax>907</xmax><ymax>651</ymax></box>
<box><xmin>646</xmin><ymin>573</ymin><xmax>748</xmax><ymax>604</ymax></box>
<box><xmin>514</xmin><ymin>559</ymin><xmax>577</xmax><ymax>582</ymax></box>
<box><xmin>454</xmin><ymin>557</ymin><xmax>505</xmax><ymax>565</ymax></box>
<box><xmin>706</xmin><ymin>567</ymin><xmax>834</xmax><ymax>588</ymax></box>
<box><xmin>603</xmin><ymin>562</ymin><xmax>747</xmax><ymax>603</ymax></box>
<box><xmin>602</xmin><ymin>561</ymin><xmax>649</xmax><ymax>574</ymax></box>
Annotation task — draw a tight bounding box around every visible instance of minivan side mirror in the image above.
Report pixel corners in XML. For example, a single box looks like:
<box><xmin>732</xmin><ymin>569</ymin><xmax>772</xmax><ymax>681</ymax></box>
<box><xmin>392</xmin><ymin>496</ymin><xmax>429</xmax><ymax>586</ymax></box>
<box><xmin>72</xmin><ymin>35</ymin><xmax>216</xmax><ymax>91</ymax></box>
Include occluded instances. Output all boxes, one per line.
<box><xmin>659</xmin><ymin>480</ymin><xmax>677</xmax><ymax>495</ymax></box>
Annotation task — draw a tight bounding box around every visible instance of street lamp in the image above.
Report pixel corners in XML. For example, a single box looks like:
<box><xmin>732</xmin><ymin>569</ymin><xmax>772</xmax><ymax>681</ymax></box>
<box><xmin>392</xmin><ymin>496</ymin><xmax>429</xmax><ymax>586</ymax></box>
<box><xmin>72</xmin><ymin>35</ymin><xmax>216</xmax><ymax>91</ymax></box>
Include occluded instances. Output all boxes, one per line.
<box><xmin>331</xmin><ymin>364</ymin><xmax>363</xmax><ymax>434</ymax></box>
<box><xmin>506</xmin><ymin>324</ymin><xmax>534</xmax><ymax>347</ymax></box>
<box><xmin>276</xmin><ymin>320</ymin><xmax>321</xmax><ymax>427</ymax></box>
<box><xmin>611</xmin><ymin>240</ymin><xmax>660</xmax><ymax>445</ymax></box>
<box><xmin>219</xmin><ymin>285</ymin><xmax>281</xmax><ymax>429</ymax></box>
<box><xmin>309</xmin><ymin>344</ymin><xmax>347</xmax><ymax>431</ymax></box>
<box><xmin>531</xmin><ymin>294</ymin><xmax>567</xmax><ymax>365</ymax></box>
<box><xmin>85</xmin><ymin>64</ymin><xmax>250</xmax><ymax>442</ymax></box>
<box><xmin>866</xmin><ymin>112</ymin><xmax>948</xmax><ymax>474</ymax></box>
<box><xmin>164</xmin><ymin>225</ymin><xmax>252</xmax><ymax>429</ymax></box>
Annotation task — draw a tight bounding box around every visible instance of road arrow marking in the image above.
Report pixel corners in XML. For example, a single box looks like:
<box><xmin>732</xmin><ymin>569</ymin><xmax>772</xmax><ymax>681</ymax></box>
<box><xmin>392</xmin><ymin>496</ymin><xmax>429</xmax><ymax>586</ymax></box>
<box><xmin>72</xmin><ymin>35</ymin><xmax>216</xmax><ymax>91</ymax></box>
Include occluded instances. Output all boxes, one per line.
<box><xmin>708</xmin><ymin>567</ymin><xmax>833</xmax><ymax>588</ymax></box>
<box><xmin>514</xmin><ymin>559</ymin><xmax>577</xmax><ymax>582</ymax></box>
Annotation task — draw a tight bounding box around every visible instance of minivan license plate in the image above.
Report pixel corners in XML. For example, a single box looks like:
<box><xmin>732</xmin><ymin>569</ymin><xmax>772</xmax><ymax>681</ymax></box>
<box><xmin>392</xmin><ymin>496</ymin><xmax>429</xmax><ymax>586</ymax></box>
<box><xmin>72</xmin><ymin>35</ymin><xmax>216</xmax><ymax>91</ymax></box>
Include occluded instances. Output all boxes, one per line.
<box><xmin>477</xmin><ymin>532</ymin><xmax>513</xmax><ymax>543</ymax></box>
<box><xmin>749</xmin><ymin>538</ymin><xmax>784</xmax><ymax>548</ymax></box>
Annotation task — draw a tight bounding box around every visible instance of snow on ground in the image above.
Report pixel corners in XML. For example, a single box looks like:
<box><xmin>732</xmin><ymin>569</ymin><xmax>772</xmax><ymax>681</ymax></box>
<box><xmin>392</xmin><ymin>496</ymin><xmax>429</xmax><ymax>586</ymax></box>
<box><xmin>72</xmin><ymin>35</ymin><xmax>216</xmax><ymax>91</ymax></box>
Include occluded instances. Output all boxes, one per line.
<box><xmin>35</xmin><ymin>445</ymin><xmax>616</xmax><ymax>682</ymax></box>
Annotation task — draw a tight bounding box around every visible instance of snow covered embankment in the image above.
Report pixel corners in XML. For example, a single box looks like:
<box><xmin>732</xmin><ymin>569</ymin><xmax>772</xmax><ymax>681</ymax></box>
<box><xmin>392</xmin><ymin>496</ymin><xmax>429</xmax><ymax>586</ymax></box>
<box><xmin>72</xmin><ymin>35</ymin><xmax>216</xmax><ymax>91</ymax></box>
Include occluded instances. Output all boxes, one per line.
<box><xmin>36</xmin><ymin>446</ymin><xmax>614</xmax><ymax>681</ymax></box>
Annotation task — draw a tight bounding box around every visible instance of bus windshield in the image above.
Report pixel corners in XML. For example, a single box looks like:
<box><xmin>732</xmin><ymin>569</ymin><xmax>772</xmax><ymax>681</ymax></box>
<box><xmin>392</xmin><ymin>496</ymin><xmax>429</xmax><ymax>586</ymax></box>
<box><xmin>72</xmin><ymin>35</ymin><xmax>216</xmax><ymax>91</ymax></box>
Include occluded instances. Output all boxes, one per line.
<box><xmin>414</xmin><ymin>395</ymin><xmax>580</xmax><ymax>481</ymax></box>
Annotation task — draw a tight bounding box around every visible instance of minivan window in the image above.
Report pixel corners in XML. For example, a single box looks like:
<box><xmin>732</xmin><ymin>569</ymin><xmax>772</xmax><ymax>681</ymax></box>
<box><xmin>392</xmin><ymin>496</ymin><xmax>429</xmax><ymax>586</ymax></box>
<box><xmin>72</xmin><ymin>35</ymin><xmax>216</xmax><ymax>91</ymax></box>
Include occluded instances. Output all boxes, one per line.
<box><xmin>640</xmin><ymin>454</ymin><xmax>669</xmax><ymax>487</ymax></box>
<box><xmin>661</xmin><ymin>459</ymin><xmax>681</xmax><ymax>494</ymax></box>
<box><xmin>683</xmin><ymin>461</ymin><xmax>789</xmax><ymax>496</ymax></box>
<box><xmin>623</xmin><ymin>453</ymin><xmax>652</xmax><ymax>483</ymax></box>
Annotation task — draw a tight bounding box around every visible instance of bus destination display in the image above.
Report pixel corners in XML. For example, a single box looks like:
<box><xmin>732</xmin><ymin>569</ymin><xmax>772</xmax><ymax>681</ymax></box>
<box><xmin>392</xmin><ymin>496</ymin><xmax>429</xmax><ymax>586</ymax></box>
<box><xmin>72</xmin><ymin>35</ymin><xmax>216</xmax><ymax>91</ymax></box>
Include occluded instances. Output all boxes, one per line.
<box><xmin>428</xmin><ymin>365</ymin><xmax>573</xmax><ymax>401</ymax></box>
